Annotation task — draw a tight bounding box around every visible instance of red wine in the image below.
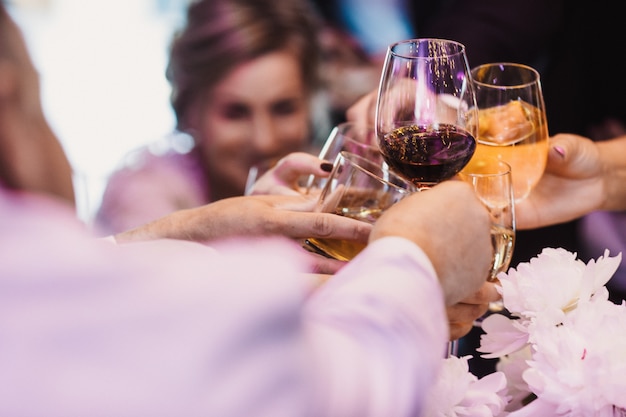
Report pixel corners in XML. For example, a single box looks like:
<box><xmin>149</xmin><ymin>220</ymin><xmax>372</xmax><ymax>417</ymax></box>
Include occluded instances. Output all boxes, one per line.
<box><xmin>380</xmin><ymin>124</ymin><xmax>476</xmax><ymax>188</ymax></box>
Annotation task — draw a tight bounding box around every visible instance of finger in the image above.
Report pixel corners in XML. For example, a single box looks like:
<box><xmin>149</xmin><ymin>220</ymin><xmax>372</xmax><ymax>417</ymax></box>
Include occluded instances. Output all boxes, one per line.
<box><xmin>458</xmin><ymin>282</ymin><xmax>501</xmax><ymax>304</ymax></box>
<box><xmin>277</xmin><ymin>211</ymin><xmax>372</xmax><ymax>242</ymax></box>
<box><xmin>449</xmin><ymin>321</ymin><xmax>474</xmax><ymax>341</ymax></box>
<box><xmin>447</xmin><ymin>302</ymin><xmax>489</xmax><ymax>325</ymax></box>
<box><xmin>547</xmin><ymin>133</ymin><xmax>598</xmax><ymax>178</ymax></box>
<box><xmin>252</xmin><ymin>195</ymin><xmax>373</xmax><ymax>241</ymax></box>
<box><xmin>252</xmin><ymin>194</ymin><xmax>317</xmax><ymax>211</ymax></box>
<box><xmin>273</xmin><ymin>152</ymin><xmax>328</xmax><ymax>180</ymax></box>
<box><xmin>545</xmin><ymin>134</ymin><xmax>576</xmax><ymax>175</ymax></box>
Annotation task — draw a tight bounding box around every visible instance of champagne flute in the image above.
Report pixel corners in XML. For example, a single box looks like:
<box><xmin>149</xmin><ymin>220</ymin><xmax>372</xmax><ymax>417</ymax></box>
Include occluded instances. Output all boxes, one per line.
<box><xmin>375</xmin><ymin>38</ymin><xmax>478</xmax><ymax>190</ymax></box>
<box><xmin>459</xmin><ymin>158</ymin><xmax>516</xmax><ymax>282</ymax></box>
<box><xmin>469</xmin><ymin>62</ymin><xmax>549</xmax><ymax>202</ymax></box>
<box><xmin>449</xmin><ymin>157</ymin><xmax>516</xmax><ymax>356</ymax></box>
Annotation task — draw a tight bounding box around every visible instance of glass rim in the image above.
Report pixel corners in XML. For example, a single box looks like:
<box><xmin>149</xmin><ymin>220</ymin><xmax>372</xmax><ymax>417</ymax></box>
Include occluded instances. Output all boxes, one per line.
<box><xmin>388</xmin><ymin>38</ymin><xmax>467</xmax><ymax>60</ymax></box>
<box><xmin>334</xmin><ymin>120</ymin><xmax>376</xmax><ymax>131</ymax></box>
<box><xmin>318</xmin><ymin>123</ymin><xmax>378</xmax><ymax>158</ymax></box>
<box><xmin>337</xmin><ymin>151</ymin><xmax>414</xmax><ymax>193</ymax></box>
<box><xmin>471</xmin><ymin>62</ymin><xmax>541</xmax><ymax>89</ymax></box>
<box><xmin>331</xmin><ymin>121</ymin><xmax>377</xmax><ymax>142</ymax></box>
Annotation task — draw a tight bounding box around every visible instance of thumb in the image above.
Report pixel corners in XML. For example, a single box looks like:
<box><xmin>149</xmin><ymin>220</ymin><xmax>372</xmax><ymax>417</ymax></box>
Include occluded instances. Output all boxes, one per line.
<box><xmin>546</xmin><ymin>133</ymin><xmax>597</xmax><ymax>178</ymax></box>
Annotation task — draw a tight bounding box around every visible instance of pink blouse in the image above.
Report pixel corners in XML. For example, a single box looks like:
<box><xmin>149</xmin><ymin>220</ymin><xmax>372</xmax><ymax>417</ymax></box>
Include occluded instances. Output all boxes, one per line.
<box><xmin>96</xmin><ymin>135</ymin><xmax>208</xmax><ymax>235</ymax></box>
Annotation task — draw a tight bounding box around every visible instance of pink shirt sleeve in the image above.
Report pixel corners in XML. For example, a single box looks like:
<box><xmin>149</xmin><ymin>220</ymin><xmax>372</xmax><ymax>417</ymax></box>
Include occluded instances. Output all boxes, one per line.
<box><xmin>0</xmin><ymin>189</ymin><xmax>447</xmax><ymax>417</ymax></box>
<box><xmin>305</xmin><ymin>237</ymin><xmax>448</xmax><ymax>417</ymax></box>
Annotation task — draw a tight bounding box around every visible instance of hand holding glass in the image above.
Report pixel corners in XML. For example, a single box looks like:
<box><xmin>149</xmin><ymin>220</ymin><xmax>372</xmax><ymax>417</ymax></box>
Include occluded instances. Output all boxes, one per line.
<box><xmin>459</xmin><ymin>158</ymin><xmax>515</xmax><ymax>340</ymax></box>
<box><xmin>305</xmin><ymin>151</ymin><xmax>415</xmax><ymax>261</ymax></box>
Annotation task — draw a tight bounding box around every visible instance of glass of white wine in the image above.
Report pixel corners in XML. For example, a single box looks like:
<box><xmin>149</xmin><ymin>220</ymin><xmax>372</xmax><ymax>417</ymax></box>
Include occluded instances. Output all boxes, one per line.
<box><xmin>469</xmin><ymin>62</ymin><xmax>549</xmax><ymax>202</ymax></box>
<box><xmin>459</xmin><ymin>158</ymin><xmax>516</xmax><ymax>281</ymax></box>
<box><xmin>458</xmin><ymin>157</ymin><xmax>515</xmax><ymax>337</ymax></box>
<box><xmin>304</xmin><ymin>151</ymin><xmax>415</xmax><ymax>261</ymax></box>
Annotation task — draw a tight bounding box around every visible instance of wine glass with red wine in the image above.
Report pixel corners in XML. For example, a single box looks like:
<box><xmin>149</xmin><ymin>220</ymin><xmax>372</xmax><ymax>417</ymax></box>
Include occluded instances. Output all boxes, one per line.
<box><xmin>375</xmin><ymin>38</ymin><xmax>478</xmax><ymax>190</ymax></box>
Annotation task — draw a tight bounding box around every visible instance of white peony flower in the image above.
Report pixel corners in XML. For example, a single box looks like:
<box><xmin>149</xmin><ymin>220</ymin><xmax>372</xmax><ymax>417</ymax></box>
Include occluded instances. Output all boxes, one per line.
<box><xmin>495</xmin><ymin>347</ymin><xmax>533</xmax><ymax>411</ymax></box>
<box><xmin>479</xmin><ymin>248</ymin><xmax>621</xmax><ymax>358</ymax></box>
<box><xmin>478</xmin><ymin>314</ymin><xmax>528</xmax><ymax>358</ymax></box>
<box><xmin>475</xmin><ymin>248</ymin><xmax>626</xmax><ymax>416</ymax></box>
<box><xmin>423</xmin><ymin>355</ymin><xmax>509</xmax><ymax>417</ymax></box>
<box><xmin>497</xmin><ymin>248</ymin><xmax>619</xmax><ymax>322</ymax></box>
<box><xmin>520</xmin><ymin>299</ymin><xmax>626</xmax><ymax>415</ymax></box>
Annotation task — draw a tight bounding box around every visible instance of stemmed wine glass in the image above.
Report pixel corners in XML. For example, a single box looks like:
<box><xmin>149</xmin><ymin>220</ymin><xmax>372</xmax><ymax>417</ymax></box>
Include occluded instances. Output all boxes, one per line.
<box><xmin>375</xmin><ymin>38</ymin><xmax>478</xmax><ymax>358</ymax></box>
<box><xmin>469</xmin><ymin>62</ymin><xmax>549</xmax><ymax>202</ymax></box>
<box><xmin>448</xmin><ymin>157</ymin><xmax>516</xmax><ymax>356</ymax></box>
<box><xmin>375</xmin><ymin>38</ymin><xmax>478</xmax><ymax>190</ymax></box>
<box><xmin>459</xmin><ymin>158</ymin><xmax>516</xmax><ymax>304</ymax></box>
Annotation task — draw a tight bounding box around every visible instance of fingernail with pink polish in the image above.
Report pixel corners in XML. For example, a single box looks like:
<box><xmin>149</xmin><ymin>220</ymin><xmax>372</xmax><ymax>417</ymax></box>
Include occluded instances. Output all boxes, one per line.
<box><xmin>553</xmin><ymin>146</ymin><xmax>566</xmax><ymax>158</ymax></box>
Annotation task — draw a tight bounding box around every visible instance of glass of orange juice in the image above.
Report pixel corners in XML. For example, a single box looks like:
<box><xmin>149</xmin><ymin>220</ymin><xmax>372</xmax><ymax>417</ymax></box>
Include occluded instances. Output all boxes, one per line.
<box><xmin>469</xmin><ymin>62</ymin><xmax>549</xmax><ymax>202</ymax></box>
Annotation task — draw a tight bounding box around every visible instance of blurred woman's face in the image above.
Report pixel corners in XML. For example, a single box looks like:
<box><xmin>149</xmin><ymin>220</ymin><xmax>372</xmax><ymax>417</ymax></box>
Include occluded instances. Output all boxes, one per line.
<box><xmin>193</xmin><ymin>51</ymin><xmax>311</xmax><ymax>200</ymax></box>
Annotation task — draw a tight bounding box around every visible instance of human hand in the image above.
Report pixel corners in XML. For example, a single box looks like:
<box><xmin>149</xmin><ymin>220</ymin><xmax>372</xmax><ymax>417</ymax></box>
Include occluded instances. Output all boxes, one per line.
<box><xmin>114</xmin><ymin>194</ymin><xmax>373</xmax><ymax>273</ymax></box>
<box><xmin>247</xmin><ymin>152</ymin><xmax>332</xmax><ymax>196</ymax></box>
<box><xmin>515</xmin><ymin>133</ymin><xmax>604</xmax><ymax>229</ymax></box>
<box><xmin>345</xmin><ymin>89</ymin><xmax>377</xmax><ymax>128</ymax></box>
<box><xmin>345</xmin><ymin>79</ymin><xmax>435</xmax><ymax>130</ymax></box>
<box><xmin>370</xmin><ymin>181</ymin><xmax>492</xmax><ymax>306</ymax></box>
<box><xmin>317</xmin><ymin>27</ymin><xmax>381</xmax><ymax>112</ymax></box>
<box><xmin>446</xmin><ymin>281</ymin><xmax>500</xmax><ymax>340</ymax></box>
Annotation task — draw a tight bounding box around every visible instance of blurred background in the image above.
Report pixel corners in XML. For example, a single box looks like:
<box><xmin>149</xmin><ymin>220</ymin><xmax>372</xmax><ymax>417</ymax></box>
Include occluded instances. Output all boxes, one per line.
<box><xmin>7</xmin><ymin>0</ymin><xmax>192</xmax><ymax>220</ymax></box>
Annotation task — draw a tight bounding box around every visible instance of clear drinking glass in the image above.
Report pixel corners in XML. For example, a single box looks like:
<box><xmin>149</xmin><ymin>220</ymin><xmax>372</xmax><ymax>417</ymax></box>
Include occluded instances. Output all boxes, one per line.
<box><xmin>376</xmin><ymin>38</ymin><xmax>478</xmax><ymax>357</ymax></box>
<box><xmin>447</xmin><ymin>157</ymin><xmax>516</xmax><ymax>356</ymax></box>
<box><xmin>244</xmin><ymin>158</ymin><xmax>280</xmax><ymax>196</ymax></box>
<box><xmin>469</xmin><ymin>62</ymin><xmax>549</xmax><ymax>202</ymax></box>
<box><xmin>459</xmin><ymin>158</ymin><xmax>516</xmax><ymax>281</ymax></box>
<box><xmin>306</xmin><ymin>122</ymin><xmax>383</xmax><ymax>193</ymax></box>
<box><xmin>375</xmin><ymin>38</ymin><xmax>478</xmax><ymax>190</ymax></box>
<box><xmin>304</xmin><ymin>151</ymin><xmax>415</xmax><ymax>261</ymax></box>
